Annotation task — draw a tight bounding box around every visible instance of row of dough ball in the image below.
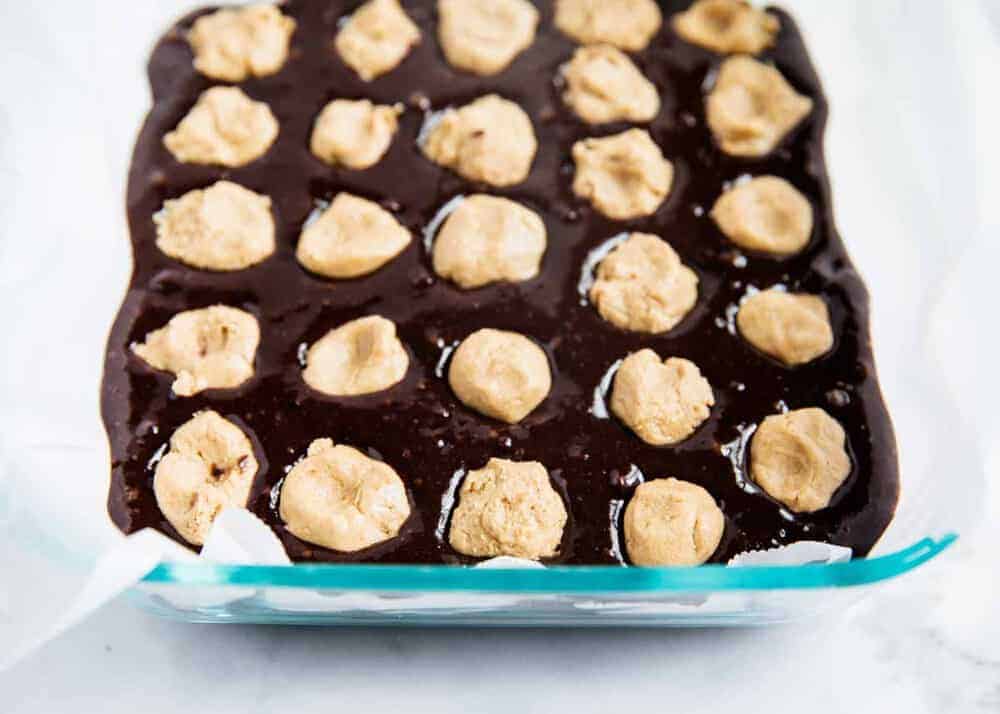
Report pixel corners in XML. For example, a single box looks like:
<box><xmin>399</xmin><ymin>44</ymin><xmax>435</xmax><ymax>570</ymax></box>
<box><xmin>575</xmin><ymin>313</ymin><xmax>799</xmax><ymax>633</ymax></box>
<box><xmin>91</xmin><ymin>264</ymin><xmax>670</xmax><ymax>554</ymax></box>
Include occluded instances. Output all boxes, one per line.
<box><xmin>187</xmin><ymin>0</ymin><xmax>781</xmax><ymax>84</ymax></box>
<box><xmin>163</xmin><ymin>47</ymin><xmax>812</xmax><ymax>204</ymax></box>
<box><xmin>133</xmin><ymin>285</ymin><xmax>832</xmax><ymax>445</ymax></box>
<box><xmin>153</xmin><ymin>405</ymin><xmax>850</xmax><ymax>566</ymax></box>
<box><xmin>156</xmin><ymin>173</ymin><xmax>814</xmax><ymax>294</ymax></box>
<box><xmin>154</xmin><ymin>183</ymin><xmax>540</xmax><ymax>282</ymax></box>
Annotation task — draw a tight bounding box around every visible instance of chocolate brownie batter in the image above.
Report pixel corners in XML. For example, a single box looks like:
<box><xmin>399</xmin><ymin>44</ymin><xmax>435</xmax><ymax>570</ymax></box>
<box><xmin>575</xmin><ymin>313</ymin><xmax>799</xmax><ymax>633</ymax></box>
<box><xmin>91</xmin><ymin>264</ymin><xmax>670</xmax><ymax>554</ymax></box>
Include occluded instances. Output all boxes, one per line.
<box><xmin>102</xmin><ymin>0</ymin><xmax>899</xmax><ymax>564</ymax></box>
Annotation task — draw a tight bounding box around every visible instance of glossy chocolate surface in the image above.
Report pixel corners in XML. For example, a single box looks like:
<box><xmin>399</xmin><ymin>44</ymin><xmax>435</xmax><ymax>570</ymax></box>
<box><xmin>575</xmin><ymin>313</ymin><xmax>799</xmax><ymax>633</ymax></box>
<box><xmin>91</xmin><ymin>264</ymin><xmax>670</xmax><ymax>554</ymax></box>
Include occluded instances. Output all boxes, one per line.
<box><xmin>102</xmin><ymin>0</ymin><xmax>899</xmax><ymax>563</ymax></box>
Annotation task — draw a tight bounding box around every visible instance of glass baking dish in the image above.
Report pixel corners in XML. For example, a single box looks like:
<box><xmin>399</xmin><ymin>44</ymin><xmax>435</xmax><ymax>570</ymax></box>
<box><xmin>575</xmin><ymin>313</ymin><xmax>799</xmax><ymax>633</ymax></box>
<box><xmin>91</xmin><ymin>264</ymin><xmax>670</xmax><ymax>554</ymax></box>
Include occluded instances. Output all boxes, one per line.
<box><xmin>0</xmin><ymin>1</ymin><xmax>982</xmax><ymax>629</ymax></box>
<box><xmin>130</xmin><ymin>535</ymin><xmax>955</xmax><ymax>625</ymax></box>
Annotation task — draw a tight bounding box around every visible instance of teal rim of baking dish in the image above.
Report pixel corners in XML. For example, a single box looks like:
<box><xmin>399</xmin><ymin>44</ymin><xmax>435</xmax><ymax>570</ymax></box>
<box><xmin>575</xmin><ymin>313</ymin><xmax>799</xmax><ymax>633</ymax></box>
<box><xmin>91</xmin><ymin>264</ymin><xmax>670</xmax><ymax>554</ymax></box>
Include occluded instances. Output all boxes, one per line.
<box><xmin>140</xmin><ymin>533</ymin><xmax>956</xmax><ymax>592</ymax></box>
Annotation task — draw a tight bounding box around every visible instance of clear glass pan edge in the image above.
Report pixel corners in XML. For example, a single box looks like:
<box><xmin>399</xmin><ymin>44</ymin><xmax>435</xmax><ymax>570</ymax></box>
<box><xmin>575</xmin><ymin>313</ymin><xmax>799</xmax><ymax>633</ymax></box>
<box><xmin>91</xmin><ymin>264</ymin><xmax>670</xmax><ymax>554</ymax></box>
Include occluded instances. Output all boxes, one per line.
<box><xmin>140</xmin><ymin>534</ymin><xmax>956</xmax><ymax>593</ymax></box>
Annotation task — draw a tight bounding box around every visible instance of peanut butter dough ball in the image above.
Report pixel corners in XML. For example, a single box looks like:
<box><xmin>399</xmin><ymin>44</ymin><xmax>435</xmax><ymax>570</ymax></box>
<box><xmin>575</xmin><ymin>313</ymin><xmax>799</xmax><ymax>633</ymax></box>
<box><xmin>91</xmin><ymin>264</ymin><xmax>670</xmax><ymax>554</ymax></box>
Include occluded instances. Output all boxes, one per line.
<box><xmin>737</xmin><ymin>290</ymin><xmax>833</xmax><ymax>365</ymax></box>
<box><xmin>589</xmin><ymin>232</ymin><xmax>698</xmax><ymax>334</ymax></box>
<box><xmin>624</xmin><ymin>478</ymin><xmax>725</xmax><ymax>566</ymax></box>
<box><xmin>706</xmin><ymin>56</ymin><xmax>813</xmax><ymax>158</ymax></box>
<box><xmin>188</xmin><ymin>4</ymin><xmax>296</xmax><ymax>82</ymax></box>
<box><xmin>163</xmin><ymin>86</ymin><xmax>278</xmax><ymax>167</ymax></box>
<box><xmin>554</xmin><ymin>0</ymin><xmax>663</xmax><ymax>52</ymax></box>
<box><xmin>571</xmin><ymin>129</ymin><xmax>673</xmax><ymax>220</ymax></box>
<box><xmin>711</xmin><ymin>176</ymin><xmax>812</xmax><ymax>256</ymax></box>
<box><xmin>432</xmin><ymin>195</ymin><xmax>546</xmax><ymax>289</ymax></box>
<box><xmin>296</xmin><ymin>193</ymin><xmax>411</xmax><ymax>279</ymax></box>
<box><xmin>279</xmin><ymin>438</ymin><xmax>410</xmax><ymax>552</ymax></box>
<box><xmin>448</xmin><ymin>328</ymin><xmax>551</xmax><ymax>423</ymax></box>
<box><xmin>750</xmin><ymin>407</ymin><xmax>851</xmax><ymax>513</ymax></box>
<box><xmin>153</xmin><ymin>410</ymin><xmax>258</xmax><ymax>546</ymax></box>
<box><xmin>422</xmin><ymin>94</ymin><xmax>537</xmax><ymax>187</ymax></box>
<box><xmin>132</xmin><ymin>305</ymin><xmax>259</xmax><ymax>396</ymax></box>
<box><xmin>610</xmin><ymin>350</ymin><xmax>714</xmax><ymax>446</ymax></box>
<box><xmin>334</xmin><ymin>0</ymin><xmax>421</xmax><ymax>81</ymax></box>
<box><xmin>437</xmin><ymin>0</ymin><xmax>539</xmax><ymax>76</ymax></box>
<box><xmin>303</xmin><ymin>315</ymin><xmax>409</xmax><ymax>397</ymax></box>
<box><xmin>672</xmin><ymin>0</ymin><xmax>779</xmax><ymax>55</ymax></box>
<box><xmin>310</xmin><ymin>99</ymin><xmax>402</xmax><ymax>170</ymax></box>
<box><xmin>154</xmin><ymin>181</ymin><xmax>275</xmax><ymax>271</ymax></box>
<box><xmin>449</xmin><ymin>458</ymin><xmax>567</xmax><ymax>560</ymax></box>
<box><xmin>562</xmin><ymin>45</ymin><xmax>660</xmax><ymax>125</ymax></box>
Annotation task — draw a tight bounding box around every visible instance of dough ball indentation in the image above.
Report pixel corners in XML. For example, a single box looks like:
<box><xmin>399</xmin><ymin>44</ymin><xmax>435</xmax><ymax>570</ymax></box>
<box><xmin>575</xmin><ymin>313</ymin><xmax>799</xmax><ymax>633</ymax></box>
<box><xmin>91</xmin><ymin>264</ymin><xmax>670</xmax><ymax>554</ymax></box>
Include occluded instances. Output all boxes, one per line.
<box><xmin>432</xmin><ymin>195</ymin><xmax>546</xmax><ymax>289</ymax></box>
<box><xmin>750</xmin><ymin>407</ymin><xmax>851</xmax><ymax>513</ymax></box>
<box><xmin>303</xmin><ymin>315</ymin><xmax>409</xmax><ymax>397</ymax></box>
<box><xmin>589</xmin><ymin>232</ymin><xmax>698</xmax><ymax>334</ymax></box>
<box><xmin>163</xmin><ymin>86</ymin><xmax>278</xmax><ymax>167</ymax></box>
<box><xmin>672</xmin><ymin>0</ymin><xmax>779</xmax><ymax>55</ymax></box>
<box><xmin>554</xmin><ymin>0</ymin><xmax>662</xmax><ymax>52</ymax></box>
<box><xmin>297</xmin><ymin>193</ymin><xmax>411</xmax><ymax>279</ymax></box>
<box><xmin>438</xmin><ymin>0</ymin><xmax>539</xmax><ymax>76</ymax></box>
<box><xmin>279</xmin><ymin>439</ymin><xmax>411</xmax><ymax>552</ymax></box>
<box><xmin>154</xmin><ymin>180</ymin><xmax>275</xmax><ymax>271</ymax></box>
<box><xmin>153</xmin><ymin>410</ymin><xmax>258</xmax><ymax>546</ymax></box>
<box><xmin>624</xmin><ymin>478</ymin><xmax>724</xmax><ymax>566</ymax></box>
<box><xmin>706</xmin><ymin>55</ymin><xmax>813</xmax><ymax>158</ymax></box>
<box><xmin>421</xmin><ymin>94</ymin><xmax>537</xmax><ymax>187</ymax></box>
<box><xmin>610</xmin><ymin>349</ymin><xmax>714</xmax><ymax>446</ymax></box>
<box><xmin>132</xmin><ymin>305</ymin><xmax>260</xmax><ymax>396</ymax></box>
<box><xmin>188</xmin><ymin>4</ymin><xmax>296</xmax><ymax>82</ymax></box>
<box><xmin>562</xmin><ymin>44</ymin><xmax>660</xmax><ymax>125</ymax></box>
<box><xmin>310</xmin><ymin>99</ymin><xmax>402</xmax><ymax>170</ymax></box>
<box><xmin>448</xmin><ymin>328</ymin><xmax>551</xmax><ymax>423</ymax></box>
<box><xmin>737</xmin><ymin>290</ymin><xmax>833</xmax><ymax>366</ymax></box>
<box><xmin>449</xmin><ymin>458</ymin><xmax>567</xmax><ymax>560</ymax></box>
<box><xmin>334</xmin><ymin>0</ymin><xmax>421</xmax><ymax>82</ymax></box>
<box><xmin>711</xmin><ymin>175</ymin><xmax>813</xmax><ymax>256</ymax></box>
<box><xmin>572</xmin><ymin>129</ymin><xmax>673</xmax><ymax>220</ymax></box>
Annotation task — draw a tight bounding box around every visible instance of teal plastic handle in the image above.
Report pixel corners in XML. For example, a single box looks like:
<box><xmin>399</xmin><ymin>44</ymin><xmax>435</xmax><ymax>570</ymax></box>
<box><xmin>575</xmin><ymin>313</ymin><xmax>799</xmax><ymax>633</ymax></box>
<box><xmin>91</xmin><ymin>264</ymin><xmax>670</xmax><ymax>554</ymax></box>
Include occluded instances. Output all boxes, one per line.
<box><xmin>142</xmin><ymin>534</ymin><xmax>956</xmax><ymax>593</ymax></box>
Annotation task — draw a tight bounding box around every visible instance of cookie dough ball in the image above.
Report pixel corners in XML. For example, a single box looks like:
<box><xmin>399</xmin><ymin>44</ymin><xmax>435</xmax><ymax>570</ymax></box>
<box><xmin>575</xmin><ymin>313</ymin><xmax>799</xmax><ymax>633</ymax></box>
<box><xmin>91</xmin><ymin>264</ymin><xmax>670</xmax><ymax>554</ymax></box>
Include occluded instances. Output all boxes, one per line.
<box><xmin>279</xmin><ymin>438</ymin><xmax>410</xmax><ymax>552</ymax></box>
<box><xmin>737</xmin><ymin>290</ymin><xmax>833</xmax><ymax>366</ymax></box>
<box><xmin>711</xmin><ymin>176</ymin><xmax>813</xmax><ymax>256</ymax></box>
<box><xmin>554</xmin><ymin>0</ymin><xmax>662</xmax><ymax>52</ymax></box>
<box><xmin>132</xmin><ymin>305</ymin><xmax>259</xmax><ymax>396</ymax></box>
<box><xmin>438</xmin><ymin>0</ymin><xmax>539</xmax><ymax>76</ymax></box>
<box><xmin>310</xmin><ymin>99</ymin><xmax>402</xmax><ymax>170</ymax></box>
<box><xmin>571</xmin><ymin>129</ymin><xmax>673</xmax><ymax>220</ymax></box>
<box><xmin>672</xmin><ymin>0</ymin><xmax>779</xmax><ymax>55</ymax></box>
<box><xmin>589</xmin><ymin>233</ymin><xmax>698</xmax><ymax>334</ymax></box>
<box><xmin>153</xmin><ymin>410</ymin><xmax>258</xmax><ymax>546</ymax></box>
<box><xmin>750</xmin><ymin>407</ymin><xmax>851</xmax><ymax>512</ymax></box>
<box><xmin>334</xmin><ymin>0</ymin><xmax>421</xmax><ymax>82</ymax></box>
<box><xmin>421</xmin><ymin>94</ymin><xmax>537</xmax><ymax>187</ymax></box>
<box><xmin>155</xmin><ymin>181</ymin><xmax>275</xmax><ymax>271</ymax></box>
<box><xmin>624</xmin><ymin>478</ymin><xmax>724</xmax><ymax>566</ymax></box>
<box><xmin>448</xmin><ymin>328</ymin><xmax>551</xmax><ymax>423</ymax></box>
<box><xmin>432</xmin><ymin>195</ymin><xmax>546</xmax><ymax>289</ymax></box>
<box><xmin>297</xmin><ymin>193</ymin><xmax>411</xmax><ymax>279</ymax></box>
<box><xmin>610</xmin><ymin>350</ymin><xmax>714</xmax><ymax>445</ymax></box>
<box><xmin>188</xmin><ymin>4</ymin><xmax>296</xmax><ymax>82</ymax></box>
<box><xmin>163</xmin><ymin>86</ymin><xmax>278</xmax><ymax>167</ymax></box>
<box><xmin>303</xmin><ymin>315</ymin><xmax>409</xmax><ymax>396</ymax></box>
<box><xmin>706</xmin><ymin>56</ymin><xmax>813</xmax><ymax>158</ymax></box>
<box><xmin>449</xmin><ymin>458</ymin><xmax>567</xmax><ymax>560</ymax></box>
<box><xmin>562</xmin><ymin>45</ymin><xmax>660</xmax><ymax>125</ymax></box>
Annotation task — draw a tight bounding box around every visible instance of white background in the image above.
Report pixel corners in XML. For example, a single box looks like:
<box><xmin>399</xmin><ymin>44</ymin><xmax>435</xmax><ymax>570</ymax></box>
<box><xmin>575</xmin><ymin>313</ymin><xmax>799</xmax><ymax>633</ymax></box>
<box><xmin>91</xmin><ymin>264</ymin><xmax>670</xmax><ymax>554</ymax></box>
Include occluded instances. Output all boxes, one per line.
<box><xmin>1</xmin><ymin>2</ymin><xmax>998</xmax><ymax>711</ymax></box>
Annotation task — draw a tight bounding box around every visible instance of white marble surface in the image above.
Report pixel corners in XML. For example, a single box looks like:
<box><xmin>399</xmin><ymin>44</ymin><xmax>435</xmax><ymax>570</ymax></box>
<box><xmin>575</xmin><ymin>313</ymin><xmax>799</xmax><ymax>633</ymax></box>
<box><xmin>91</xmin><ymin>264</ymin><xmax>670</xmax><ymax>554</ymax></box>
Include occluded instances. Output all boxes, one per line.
<box><xmin>2</xmin><ymin>2</ymin><xmax>999</xmax><ymax>710</ymax></box>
